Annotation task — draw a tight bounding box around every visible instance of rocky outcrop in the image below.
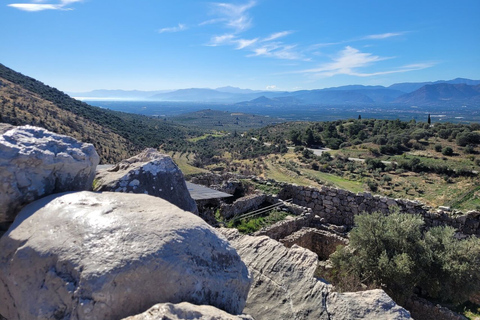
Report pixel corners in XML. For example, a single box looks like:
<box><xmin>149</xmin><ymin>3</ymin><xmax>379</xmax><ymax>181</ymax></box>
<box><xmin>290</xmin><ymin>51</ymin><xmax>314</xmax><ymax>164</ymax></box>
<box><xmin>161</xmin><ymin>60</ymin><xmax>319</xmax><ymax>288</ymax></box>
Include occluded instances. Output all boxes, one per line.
<box><xmin>0</xmin><ymin>125</ymin><xmax>99</xmax><ymax>224</ymax></box>
<box><xmin>94</xmin><ymin>148</ymin><xmax>197</xmax><ymax>213</ymax></box>
<box><xmin>121</xmin><ymin>302</ymin><xmax>254</xmax><ymax>320</ymax></box>
<box><xmin>0</xmin><ymin>192</ymin><xmax>250</xmax><ymax>320</ymax></box>
<box><xmin>327</xmin><ymin>290</ymin><xmax>412</xmax><ymax>320</ymax></box>
<box><xmin>220</xmin><ymin>228</ymin><xmax>411</xmax><ymax>320</ymax></box>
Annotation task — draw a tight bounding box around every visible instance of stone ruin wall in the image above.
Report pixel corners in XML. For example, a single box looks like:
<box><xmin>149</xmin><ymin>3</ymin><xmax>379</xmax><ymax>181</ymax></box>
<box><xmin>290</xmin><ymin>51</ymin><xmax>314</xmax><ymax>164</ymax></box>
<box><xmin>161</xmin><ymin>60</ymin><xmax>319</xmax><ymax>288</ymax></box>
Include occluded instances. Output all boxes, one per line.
<box><xmin>278</xmin><ymin>184</ymin><xmax>480</xmax><ymax>236</ymax></box>
<box><xmin>280</xmin><ymin>227</ymin><xmax>349</xmax><ymax>260</ymax></box>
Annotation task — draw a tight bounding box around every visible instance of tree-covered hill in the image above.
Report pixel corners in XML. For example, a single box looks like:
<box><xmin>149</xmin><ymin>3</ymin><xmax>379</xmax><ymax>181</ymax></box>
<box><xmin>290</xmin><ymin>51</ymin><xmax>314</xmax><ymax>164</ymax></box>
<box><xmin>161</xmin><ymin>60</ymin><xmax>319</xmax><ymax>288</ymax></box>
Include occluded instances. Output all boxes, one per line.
<box><xmin>0</xmin><ymin>63</ymin><xmax>203</xmax><ymax>163</ymax></box>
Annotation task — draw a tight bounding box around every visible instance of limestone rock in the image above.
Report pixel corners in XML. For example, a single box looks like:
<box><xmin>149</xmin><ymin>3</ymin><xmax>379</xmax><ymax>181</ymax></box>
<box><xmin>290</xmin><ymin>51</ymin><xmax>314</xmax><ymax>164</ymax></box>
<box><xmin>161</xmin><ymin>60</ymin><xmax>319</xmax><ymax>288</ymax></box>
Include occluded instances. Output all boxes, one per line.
<box><xmin>220</xmin><ymin>229</ymin><xmax>411</xmax><ymax>320</ymax></box>
<box><xmin>0</xmin><ymin>125</ymin><xmax>99</xmax><ymax>224</ymax></box>
<box><xmin>94</xmin><ymin>148</ymin><xmax>197</xmax><ymax>213</ymax></box>
<box><xmin>121</xmin><ymin>302</ymin><xmax>254</xmax><ymax>320</ymax></box>
<box><xmin>220</xmin><ymin>228</ymin><xmax>331</xmax><ymax>320</ymax></box>
<box><xmin>0</xmin><ymin>192</ymin><xmax>250</xmax><ymax>320</ymax></box>
<box><xmin>327</xmin><ymin>290</ymin><xmax>411</xmax><ymax>320</ymax></box>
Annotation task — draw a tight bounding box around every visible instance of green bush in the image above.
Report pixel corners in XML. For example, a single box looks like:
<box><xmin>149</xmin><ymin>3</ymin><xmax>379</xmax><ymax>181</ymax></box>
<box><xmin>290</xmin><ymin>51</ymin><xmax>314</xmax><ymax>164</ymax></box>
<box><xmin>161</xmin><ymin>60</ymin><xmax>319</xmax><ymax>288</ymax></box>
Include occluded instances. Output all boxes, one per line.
<box><xmin>329</xmin><ymin>211</ymin><xmax>480</xmax><ymax>305</ymax></box>
<box><xmin>442</xmin><ymin>146</ymin><xmax>454</xmax><ymax>156</ymax></box>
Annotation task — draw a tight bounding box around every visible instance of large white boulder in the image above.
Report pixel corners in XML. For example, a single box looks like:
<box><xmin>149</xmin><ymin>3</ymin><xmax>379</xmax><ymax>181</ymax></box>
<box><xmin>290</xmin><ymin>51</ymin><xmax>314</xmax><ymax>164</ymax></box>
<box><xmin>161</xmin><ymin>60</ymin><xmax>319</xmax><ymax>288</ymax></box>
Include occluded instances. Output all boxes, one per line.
<box><xmin>94</xmin><ymin>148</ymin><xmax>197</xmax><ymax>214</ymax></box>
<box><xmin>220</xmin><ymin>229</ymin><xmax>411</xmax><ymax>320</ymax></box>
<box><xmin>0</xmin><ymin>192</ymin><xmax>251</xmax><ymax>320</ymax></box>
<box><xmin>121</xmin><ymin>302</ymin><xmax>254</xmax><ymax>320</ymax></box>
<box><xmin>0</xmin><ymin>125</ymin><xmax>99</xmax><ymax>224</ymax></box>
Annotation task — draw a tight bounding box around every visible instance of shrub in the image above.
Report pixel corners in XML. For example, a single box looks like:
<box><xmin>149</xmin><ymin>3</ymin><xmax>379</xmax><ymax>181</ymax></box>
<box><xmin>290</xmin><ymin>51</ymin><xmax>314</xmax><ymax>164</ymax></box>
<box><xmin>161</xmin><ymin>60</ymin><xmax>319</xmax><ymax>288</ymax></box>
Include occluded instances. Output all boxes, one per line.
<box><xmin>366</xmin><ymin>179</ymin><xmax>378</xmax><ymax>192</ymax></box>
<box><xmin>329</xmin><ymin>211</ymin><xmax>480</xmax><ymax>305</ymax></box>
<box><xmin>442</xmin><ymin>146</ymin><xmax>454</xmax><ymax>156</ymax></box>
<box><xmin>434</xmin><ymin>144</ymin><xmax>442</xmax><ymax>152</ymax></box>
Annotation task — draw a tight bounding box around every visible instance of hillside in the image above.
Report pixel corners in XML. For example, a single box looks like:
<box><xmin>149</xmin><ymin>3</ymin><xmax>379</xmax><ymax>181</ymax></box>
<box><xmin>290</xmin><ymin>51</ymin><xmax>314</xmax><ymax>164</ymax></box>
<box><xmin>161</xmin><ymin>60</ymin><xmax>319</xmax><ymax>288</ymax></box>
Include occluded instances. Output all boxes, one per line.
<box><xmin>0</xmin><ymin>64</ymin><xmax>203</xmax><ymax>163</ymax></box>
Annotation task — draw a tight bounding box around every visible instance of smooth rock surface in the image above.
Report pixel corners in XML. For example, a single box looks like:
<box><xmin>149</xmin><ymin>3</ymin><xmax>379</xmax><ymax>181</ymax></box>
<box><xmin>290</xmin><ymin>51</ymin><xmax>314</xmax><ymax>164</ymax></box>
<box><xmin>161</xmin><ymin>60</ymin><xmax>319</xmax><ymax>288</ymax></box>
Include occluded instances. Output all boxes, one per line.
<box><xmin>0</xmin><ymin>192</ymin><xmax>250</xmax><ymax>320</ymax></box>
<box><xmin>220</xmin><ymin>228</ymin><xmax>331</xmax><ymax>320</ymax></box>
<box><xmin>327</xmin><ymin>290</ymin><xmax>412</xmax><ymax>320</ymax></box>
<box><xmin>94</xmin><ymin>148</ymin><xmax>197</xmax><ymax>213</ymax></box>
<box><xmin>220</xmin><ymin>229</ymin><xmax>411</xmax><ymax>320</ymax></box>
<box><xmin>121</xmin><ymin>302</ymin><xmax>254</xmax><ymax>320</ymax></box>
<box><xmin>0</xmin><ymin>125</ymin><xmax>99</xmax><ymax>224</ymax></box>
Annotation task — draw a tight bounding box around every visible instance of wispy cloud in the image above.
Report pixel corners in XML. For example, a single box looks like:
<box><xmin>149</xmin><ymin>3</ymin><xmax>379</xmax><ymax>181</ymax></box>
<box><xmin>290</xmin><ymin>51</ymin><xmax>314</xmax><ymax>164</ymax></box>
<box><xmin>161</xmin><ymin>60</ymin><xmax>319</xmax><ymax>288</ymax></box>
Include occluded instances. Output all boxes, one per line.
<box><xmin>297</xmin><ymin>46</ymin><xmax>392</xmax><ymax>77</ymax></box>
<box><xmin>295</xmin><ymin>46</ymin><xmax>434</xmax><ymax>77</ymax></box>
<box><xmin>362</xmin><ymin>32</ymin><xmax>407</xmax><ymax>40</ymax></box>
<box><xmin>158</xmin><ymin>23</ymin><xmax>187</xmax><ymax>34</ymax></box>
<box><xmin>8</xmin><ymin>0</ymin><xmax>82</xmax><ymax>11</ymax></box>
<box><xmin>262</xmin><ymin>31</ymin><xmax>294</xmax><ymax>42</ymax></box>
<box><xmin>351</xmin><ymin>62</ymin><xmax>436</xmax><ymax>77</ymax></box>
<box><xmin>309</xmin><ymin>31</ymin><xmax>407</xmax><ymax>50</ymax></box>
<box><xmin>250</xmin><ymin>43</ymin><xmax>303</xmax><ymax>60</ymax></box>
<box><xmin>236</xmin><ymin>38</ymin><xmax>258</xmax><ymax>49</ymax></box>
<box><xmin>205</xmin><ymin>1</ymin><xmax>256</xmax><ymax>33</ymax></box>
<box><xmin>207</xmin><ymin>33</ymin><xmax>236</xmax><ymax>46</ymax></box>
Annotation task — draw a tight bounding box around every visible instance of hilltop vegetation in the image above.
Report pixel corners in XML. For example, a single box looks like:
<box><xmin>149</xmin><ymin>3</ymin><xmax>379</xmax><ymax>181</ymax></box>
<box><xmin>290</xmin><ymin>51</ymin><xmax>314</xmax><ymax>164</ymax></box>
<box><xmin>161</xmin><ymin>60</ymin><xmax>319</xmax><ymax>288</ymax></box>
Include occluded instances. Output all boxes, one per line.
<box><xmin>0</xmin><ymin>63</ymin><xmax>204</xmax><ymax>163</ymax></box>
<box><xmin>163</xmin><ymin>118</ymin><xmax>479</xmax><ymax>210</ymax></box>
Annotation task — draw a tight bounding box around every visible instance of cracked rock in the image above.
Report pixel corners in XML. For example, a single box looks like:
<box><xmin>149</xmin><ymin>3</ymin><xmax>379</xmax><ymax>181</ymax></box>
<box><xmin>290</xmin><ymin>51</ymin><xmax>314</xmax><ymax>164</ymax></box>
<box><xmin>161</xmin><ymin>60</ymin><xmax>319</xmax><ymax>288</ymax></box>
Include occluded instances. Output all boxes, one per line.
<box><xmin>0</xmin><ymin>191</ymin><xmax>251</xmax><ymax>319</ymax></box>
<box><xmin>219</xmin><ymin>229</ymin><xmax>411</xmax><ymax>320</ymax></box>
<box><xmin>0</xmin><ymin>125</ymin><xmax>99</xmax><ymax>224</ymax></box>
<box><xmin>94</xmin><ymin>148</ymin><xmax>197</xmax><ymax>214</ymax></box>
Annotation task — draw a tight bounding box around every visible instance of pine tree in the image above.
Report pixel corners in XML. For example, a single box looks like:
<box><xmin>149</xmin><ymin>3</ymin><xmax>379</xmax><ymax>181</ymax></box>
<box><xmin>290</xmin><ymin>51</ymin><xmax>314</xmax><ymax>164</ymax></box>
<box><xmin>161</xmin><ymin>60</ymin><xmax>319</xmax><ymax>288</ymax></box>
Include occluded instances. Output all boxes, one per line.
<box><xmin>427</xmin><ymin>114</ymin><xmax>431</xmax><ymax>125</ymax></box>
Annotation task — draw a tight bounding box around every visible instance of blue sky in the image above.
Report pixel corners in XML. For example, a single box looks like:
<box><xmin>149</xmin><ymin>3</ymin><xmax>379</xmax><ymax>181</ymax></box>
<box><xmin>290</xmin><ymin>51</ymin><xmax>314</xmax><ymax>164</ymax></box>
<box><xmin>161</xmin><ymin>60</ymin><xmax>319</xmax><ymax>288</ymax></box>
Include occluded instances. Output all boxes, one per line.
<box><xmin>1</xmin><ymin>0</ymin><xmax>479</xmax><ymax>92</ymax></box>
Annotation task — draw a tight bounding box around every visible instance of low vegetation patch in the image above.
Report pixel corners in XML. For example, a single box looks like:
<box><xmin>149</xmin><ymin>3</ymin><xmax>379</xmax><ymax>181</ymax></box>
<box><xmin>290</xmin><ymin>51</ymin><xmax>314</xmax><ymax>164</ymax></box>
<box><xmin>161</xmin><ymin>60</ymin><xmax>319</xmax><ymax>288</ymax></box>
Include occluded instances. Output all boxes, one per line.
<box><xmin>227</xmin><ymin>209</ymin><xmax>289</xmax><ymax>234</ymax></box>
<box><xmin>322</xmin><ymin>211</ymin><xmax>480</xmax><ymax>307</ymax></box>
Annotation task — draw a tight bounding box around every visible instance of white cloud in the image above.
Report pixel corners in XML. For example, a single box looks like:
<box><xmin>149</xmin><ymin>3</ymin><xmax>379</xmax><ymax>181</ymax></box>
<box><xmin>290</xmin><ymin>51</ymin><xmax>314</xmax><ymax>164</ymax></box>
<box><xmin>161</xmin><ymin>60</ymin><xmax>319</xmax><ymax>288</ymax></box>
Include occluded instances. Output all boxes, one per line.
<box><xmin>262</xmin><ymin>31</ymin><xmax>293</xmax><ymax>42</ymax></box>
<box><xmin>350</xmin><ymin>62</ymin><xmax>436</xmax><ymax>77</ymax></box>
<box><xmin>362</xmin><ymin>32</ymin><xmax>406</xmax><ymax>40</ymax></box>
<box><xmin>158</xmin><ymin>23</ymin><xmax>187</xmax><ymax>34</ymax></box>
<box><xmin>266</xmin><ymin>85</ymin><xmax>277</xmax><ymax>90</ymax></box>
<box><xmin>236</xmin><ymin>38</ymin><xmax>258</xmax><ymax>49</ymax></box>
<box><xmin>249</xmin><ymin>43</ymin><xmax>303</xmax><ymax>60</ymax></box>
<box><xmin>207</xmin><ymin>33</ymin><xmax>236</xmax><ymax>46</ymax></box>
<box><xmin>8</xmin><ymin>0</ymin><xmax>81</xmax><ymax>11</ymax></box>
<box><xmin>296</xmin><ymin>46</ymin><xmax>434</xmax><ymax>77</ymax></box>
<box><xmin>207</xmin><ymin>1</ymin><xmax>256</xmax><ymax>33</ymax></box>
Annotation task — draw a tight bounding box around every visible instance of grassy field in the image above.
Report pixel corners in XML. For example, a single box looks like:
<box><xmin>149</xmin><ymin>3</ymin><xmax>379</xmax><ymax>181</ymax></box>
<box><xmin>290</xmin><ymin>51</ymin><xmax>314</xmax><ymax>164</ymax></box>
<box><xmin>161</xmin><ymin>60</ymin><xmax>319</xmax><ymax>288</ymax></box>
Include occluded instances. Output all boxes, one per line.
<box><xmin>166</xmin><ymin>152</ymin><xmax>209</xmax><ymax>176</ymax></box>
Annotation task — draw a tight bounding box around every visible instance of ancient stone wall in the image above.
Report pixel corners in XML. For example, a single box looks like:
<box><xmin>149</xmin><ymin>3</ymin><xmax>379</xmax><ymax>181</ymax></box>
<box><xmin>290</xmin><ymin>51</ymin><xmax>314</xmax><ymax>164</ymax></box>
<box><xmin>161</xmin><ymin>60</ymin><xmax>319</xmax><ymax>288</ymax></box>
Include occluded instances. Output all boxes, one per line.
<box><xmin>280</xmin><ymin>228</ymin><xmax>349</xmax><ymax>260</ymax></box>
<box><xmin>254</xmin><ymin>214</ymin><xmax>313</xmax><ymax>240</ymax></box>
<box><xmin>279</xmin><ymin>184</ymin><xmax>480</xmax><ymax>236</ymax></box>
<box><xmin>220</xmin><ymin>193</ymin><xmax>267</xmax><ymax>220</ymax></box>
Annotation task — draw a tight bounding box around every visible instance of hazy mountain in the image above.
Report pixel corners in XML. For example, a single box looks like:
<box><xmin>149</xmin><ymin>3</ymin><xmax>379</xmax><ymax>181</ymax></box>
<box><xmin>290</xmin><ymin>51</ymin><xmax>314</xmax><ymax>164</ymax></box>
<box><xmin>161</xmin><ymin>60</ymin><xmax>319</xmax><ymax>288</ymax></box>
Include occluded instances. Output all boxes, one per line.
<box><xmin>322</xmin><ymin>85</ymin><xmax>386</xmax><ymax>91</ymax></box>
<box><xmin>68</xmin><ymin>89</ymin><xmax>171</xmax><ymax>100</ymax></box>
<box><xmin>69</xmin><ymin>78</ymin><xmax>480</xmax><ymax>106</ymax></box>
<box><xmin>149</xmin><ymin>88</ymin><xmax>242</xmax><ymax>102</ymax></box>
<box><xmin>393</xmin><ymin>83</ymin><xmax>480</xmax><ymax>106</ymax></box>
<box><xmin>215</xmin><ymin>86</ymin><xmax>262</xmax><ymax>94</ymax></box>
<box><xmin>389</xmin><ymin>78</ymin><xmax>480</xmax><ymax>93</ymax></box>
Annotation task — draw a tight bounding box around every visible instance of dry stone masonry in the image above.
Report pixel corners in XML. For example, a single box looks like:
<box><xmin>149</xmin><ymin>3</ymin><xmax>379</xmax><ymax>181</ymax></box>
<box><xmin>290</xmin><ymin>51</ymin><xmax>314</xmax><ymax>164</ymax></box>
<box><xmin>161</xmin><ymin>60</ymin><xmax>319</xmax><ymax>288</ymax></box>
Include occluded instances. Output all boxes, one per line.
<box><xmin>280</xmin><ymin>228</ymin><xmax>349</xmax><ymax>260</ymax></box>
<box><xmin>279</xmin><ymin>184</ymin><xmax>480</xmax><ymax>236</ymax></box>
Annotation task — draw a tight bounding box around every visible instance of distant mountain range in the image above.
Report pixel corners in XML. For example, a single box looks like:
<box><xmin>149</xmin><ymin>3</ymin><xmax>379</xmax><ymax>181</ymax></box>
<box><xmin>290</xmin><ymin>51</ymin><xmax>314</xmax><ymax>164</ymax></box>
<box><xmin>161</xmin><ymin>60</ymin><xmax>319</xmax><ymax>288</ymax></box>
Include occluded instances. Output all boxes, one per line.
<box><xmin>69</xmin><ymin>78</ymin><xmax>480</xmax><ymax>107</ymax></box>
